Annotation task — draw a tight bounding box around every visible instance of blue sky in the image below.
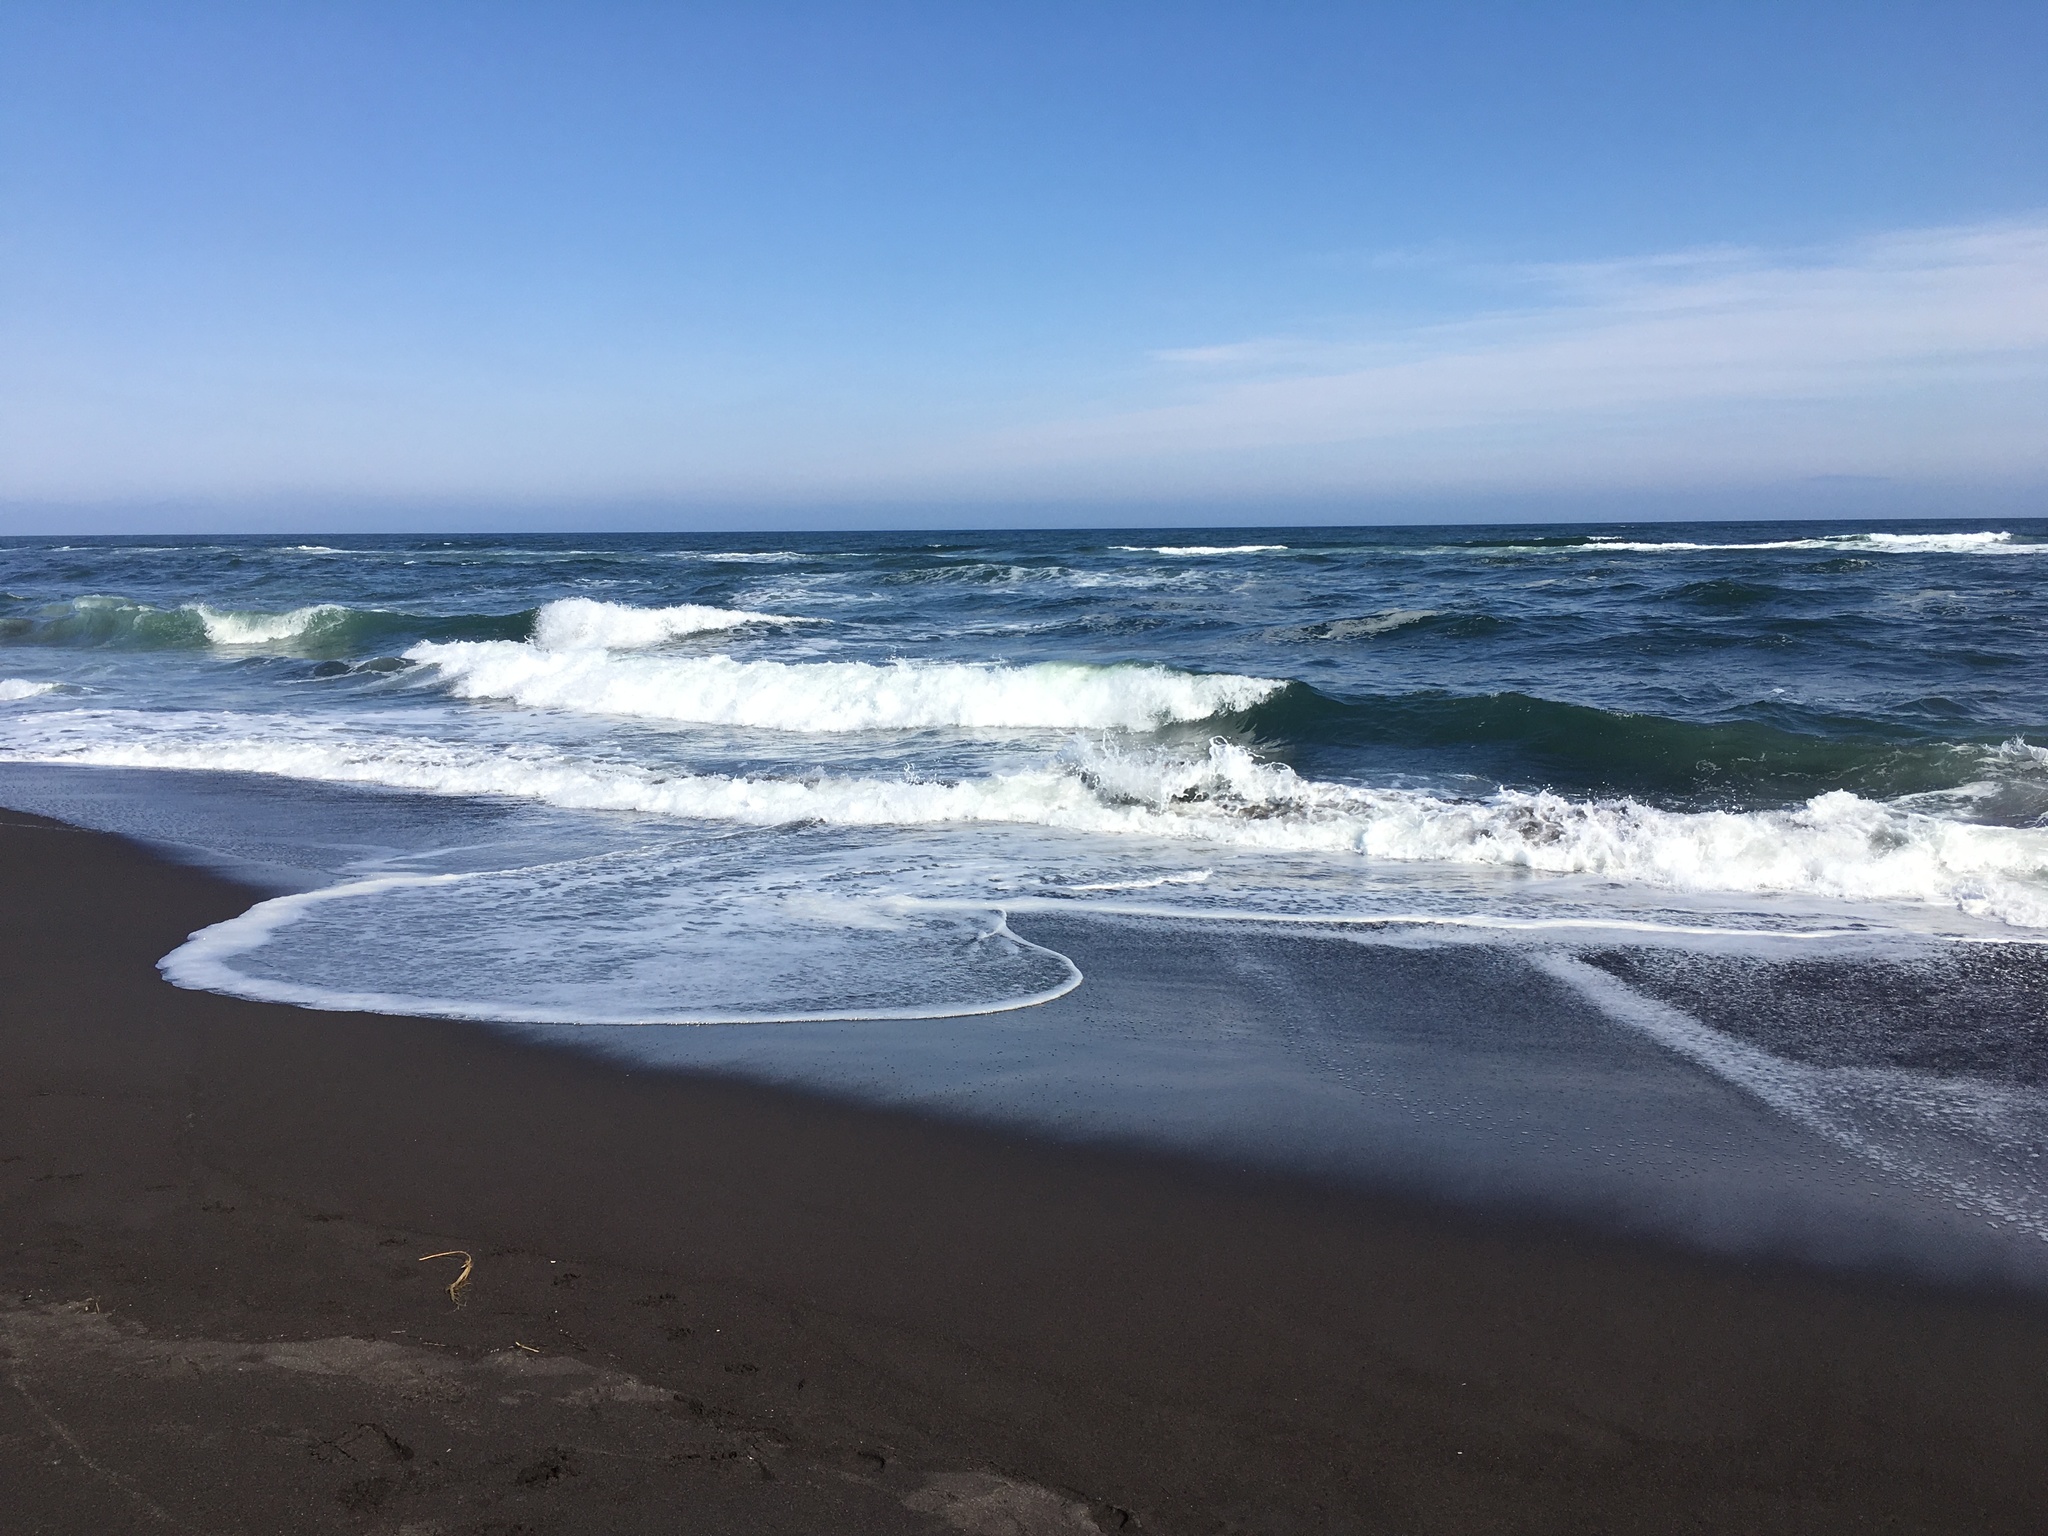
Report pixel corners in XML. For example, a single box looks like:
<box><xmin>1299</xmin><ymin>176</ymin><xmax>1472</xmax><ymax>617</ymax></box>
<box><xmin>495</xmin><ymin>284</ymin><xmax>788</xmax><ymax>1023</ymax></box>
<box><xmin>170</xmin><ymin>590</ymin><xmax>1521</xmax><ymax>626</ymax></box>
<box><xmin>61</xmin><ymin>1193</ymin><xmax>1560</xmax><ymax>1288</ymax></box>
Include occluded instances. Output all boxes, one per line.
<box><xmin>2</xmin><ymin>2</ymin><xmax>2044</xmax><ymax>529</ymax></box>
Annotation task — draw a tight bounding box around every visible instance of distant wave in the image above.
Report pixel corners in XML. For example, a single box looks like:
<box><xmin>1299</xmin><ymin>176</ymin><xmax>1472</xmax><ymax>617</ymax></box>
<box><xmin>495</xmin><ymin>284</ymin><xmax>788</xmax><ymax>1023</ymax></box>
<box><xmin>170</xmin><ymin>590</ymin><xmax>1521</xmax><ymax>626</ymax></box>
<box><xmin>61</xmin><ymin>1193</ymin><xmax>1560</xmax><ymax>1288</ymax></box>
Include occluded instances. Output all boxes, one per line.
<box><xmin>1262</xmin><ymin>609</ymin><xmax>1449</xmax><ymax>642</ymax></box>
<box><xmin>407</xmin><ymin>639</ymin><xmax>1282</xmax><ymax>731</ymax></box>
<box><xmin>529</xmin><ymin>596</ymin><xmax>808</xmax><ymax>650</ymax></box>
<box><xmin>0</xmin><ymin>677</ymin><xmax>55</xmax><ymax>701</ymax></box>
<box><xmin>0</xmin><ymin>595</ymin><xmax>529</xmax><ymax>652</ymax></box>
<box><xmin>1114</xmin><ymin>543</ymin><xmax>1289</xmax><ymax>556</ymax></box>
<box><xmin>0</xmin><ymin>593</ymin><xmax>809</xmax><ymax>655</ymax></box>
<box><xmin>1514</xmin><ymin>531</ymin><xmax>2041</xmax><ymax>556</ymax></box>
<box><xmin>12</xmin><ymin>717</ymin><xmax>2048</xmax><ymax>928</ymax></box>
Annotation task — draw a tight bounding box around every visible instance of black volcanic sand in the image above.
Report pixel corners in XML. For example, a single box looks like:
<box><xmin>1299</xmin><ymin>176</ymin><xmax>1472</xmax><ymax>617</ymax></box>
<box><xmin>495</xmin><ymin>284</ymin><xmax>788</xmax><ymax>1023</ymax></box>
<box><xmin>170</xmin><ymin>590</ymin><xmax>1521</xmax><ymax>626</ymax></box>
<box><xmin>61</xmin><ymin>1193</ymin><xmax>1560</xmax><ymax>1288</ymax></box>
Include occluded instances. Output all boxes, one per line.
<box><xmin>6</xmin><ymin>811</ymin><xmax>2048</xmax><ymax>1534</ymax></box>
<box><xmin>1585</xmin><ymin>943</ymin><xmax>2048</xmax><ymax>1085</ymax></box>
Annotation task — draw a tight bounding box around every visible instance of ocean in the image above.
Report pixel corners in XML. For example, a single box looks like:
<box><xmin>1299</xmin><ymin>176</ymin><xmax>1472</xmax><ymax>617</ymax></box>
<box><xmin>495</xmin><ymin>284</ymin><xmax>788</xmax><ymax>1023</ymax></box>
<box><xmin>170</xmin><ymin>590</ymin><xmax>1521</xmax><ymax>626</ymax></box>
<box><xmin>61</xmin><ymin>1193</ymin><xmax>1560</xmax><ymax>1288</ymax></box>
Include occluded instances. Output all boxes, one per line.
<box><xmin>5</xmin><ymin>520</ymin><xmax>2047</xmax><ymax>1276</ymax></box>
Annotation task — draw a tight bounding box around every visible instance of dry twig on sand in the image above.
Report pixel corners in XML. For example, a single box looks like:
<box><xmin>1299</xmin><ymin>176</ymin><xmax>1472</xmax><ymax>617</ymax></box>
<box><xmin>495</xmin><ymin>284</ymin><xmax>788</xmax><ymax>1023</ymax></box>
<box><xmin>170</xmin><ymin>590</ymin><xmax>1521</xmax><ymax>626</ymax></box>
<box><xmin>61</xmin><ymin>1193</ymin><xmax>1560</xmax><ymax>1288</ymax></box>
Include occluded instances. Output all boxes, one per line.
<box><xmin>419</xmin><ymin>1250</ymin><xmax>474</xmax><ymax>1306</ymax></box>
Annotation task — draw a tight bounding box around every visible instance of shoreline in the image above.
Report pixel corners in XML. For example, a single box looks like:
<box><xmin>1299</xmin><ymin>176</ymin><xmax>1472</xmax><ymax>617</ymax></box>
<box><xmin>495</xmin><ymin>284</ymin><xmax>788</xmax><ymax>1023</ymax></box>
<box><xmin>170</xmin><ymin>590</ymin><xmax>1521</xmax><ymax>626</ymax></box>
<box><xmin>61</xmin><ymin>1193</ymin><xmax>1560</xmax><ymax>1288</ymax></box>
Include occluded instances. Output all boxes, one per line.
<box><xmin>7</xmin><ymin>807</ymin><xmax>2048</xmax><ymax>1531</ymax></box>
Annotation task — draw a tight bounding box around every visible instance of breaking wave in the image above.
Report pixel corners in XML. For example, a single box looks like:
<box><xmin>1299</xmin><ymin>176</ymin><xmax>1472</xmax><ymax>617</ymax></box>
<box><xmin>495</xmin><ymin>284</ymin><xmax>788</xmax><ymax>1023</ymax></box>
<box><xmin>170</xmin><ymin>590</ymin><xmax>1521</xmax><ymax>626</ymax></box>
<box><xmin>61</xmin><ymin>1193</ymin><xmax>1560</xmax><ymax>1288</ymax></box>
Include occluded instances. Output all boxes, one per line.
<box><xmin>1531</xmin><ymin>531</ymin><xmax>2041</xmax><ymax>556</ymax></box>
<box><xmin>192</xmin><ymin>603</ymin><xmax>353</xmax><ymax>645</ymax></box>
<box><xmin>0</xmin><ymin>594</ymin><xmax>806</xmax><ymax>657</ymax></box>
<box><xmin>406</xmin><ymin>640</ymin><xmax>1284</xmax><ymax>732</ymax></box>
<box><xmin>0</xmin><ymin>595</ymin><xmax>528</xmax><ymax>653</ymax></box>
<box><xmin>1114</xmin><ymin>543</ymin><xmax>1289</xmax><ymax>556</ymax></box>
<box><xmin>12</xmin><ymin>717</ymin><xmax>2048</xmax><ymax>928</ymax></box>
<box><xmin>0</xmin><ymin>677</ymin><xmax>56</xmax><ymax>701</ymax></box>
<box><xmin>529</xmin><ymin>596</ymin><xmax>808</xmax><ymax>650</ymax></box>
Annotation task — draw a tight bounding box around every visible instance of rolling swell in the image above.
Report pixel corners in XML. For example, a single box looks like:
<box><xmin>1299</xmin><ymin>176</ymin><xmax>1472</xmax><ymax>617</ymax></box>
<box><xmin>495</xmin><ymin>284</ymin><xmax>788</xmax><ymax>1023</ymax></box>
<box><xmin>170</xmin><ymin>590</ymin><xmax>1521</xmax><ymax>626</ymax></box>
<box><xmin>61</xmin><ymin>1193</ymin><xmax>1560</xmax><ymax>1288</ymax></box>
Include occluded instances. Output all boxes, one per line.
<box><xmin>1235</xmin><ymin>686</ymin><xmax>2038</xmax><ymax>805</ymax></box>
<box><xmin>1260</xmin><ymin>610</ymin><xmax>1505</xmax><ymax>643</ymax></box>
<box><xmin>0</xmin><ymin>595</ymin><xmax>533</xmax><ymax>655</ymax></box>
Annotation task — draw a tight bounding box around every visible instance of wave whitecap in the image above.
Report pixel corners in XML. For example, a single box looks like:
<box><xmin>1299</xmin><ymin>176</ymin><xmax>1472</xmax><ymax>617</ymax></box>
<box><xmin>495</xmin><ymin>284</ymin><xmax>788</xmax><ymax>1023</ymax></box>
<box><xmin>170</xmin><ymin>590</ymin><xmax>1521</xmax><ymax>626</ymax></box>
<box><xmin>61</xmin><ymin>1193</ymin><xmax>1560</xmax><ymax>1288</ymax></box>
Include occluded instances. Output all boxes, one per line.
<box><xmin>0</xmin><ymin>677</ymin><xmax>56</xmax><ymax>701</ymax></box>
<box><xmin>191</xmin><ymin>603</ymin><xmax>352</xmax><ymax>645</ymax></box>
<box><xmin>1568</xmin><ymin>531</ymin><xmax>2038</xmax><ymax>556</ymax></box>
<box><xmin>12</xmin><ymin>717</ymin><xmax>2048</xmax><ymax>928</ymax></box>
<box><xmin>3</xmin><ymin>596</ymin><xmax>364</xmax><ymax>650</ymax></box>
<box><xmin>529</xmin><ymin>596</ymin><xmax>808</xmax><ymax>650</ymax></box>
<box><xmin>407</xmin><ymin>640</ymin><xmax>1283</xmax><ymax>732</ymax></box>
<box><xmin>1114</xmin><ymin>543</ymin><xmax>1289</xmax><ymax>556</ymax></box>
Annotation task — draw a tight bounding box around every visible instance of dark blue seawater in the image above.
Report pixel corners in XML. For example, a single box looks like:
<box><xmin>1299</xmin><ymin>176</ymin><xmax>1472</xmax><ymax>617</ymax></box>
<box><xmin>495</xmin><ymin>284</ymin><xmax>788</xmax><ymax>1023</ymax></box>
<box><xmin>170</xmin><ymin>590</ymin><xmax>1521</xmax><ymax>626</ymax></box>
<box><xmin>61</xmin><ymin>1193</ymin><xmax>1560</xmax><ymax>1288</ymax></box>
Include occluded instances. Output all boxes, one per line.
<box><xmin>4</xmin><ymin>520</ymin><xmax>2048</xmax><ymax>1003</ymax></box>
<box><xmin>4</xmin><ymin>522</ymin><xmax>2045</xmax><ymax>800</ymax></box>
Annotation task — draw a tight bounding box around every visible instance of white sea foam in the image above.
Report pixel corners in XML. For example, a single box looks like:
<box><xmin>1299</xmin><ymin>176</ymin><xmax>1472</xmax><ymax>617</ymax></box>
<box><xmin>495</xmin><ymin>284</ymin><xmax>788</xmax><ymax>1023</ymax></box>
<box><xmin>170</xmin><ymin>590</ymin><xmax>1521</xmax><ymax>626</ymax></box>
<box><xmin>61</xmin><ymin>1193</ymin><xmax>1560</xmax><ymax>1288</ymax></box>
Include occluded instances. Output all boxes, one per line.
<box><xmin>1114</xmin><ymin>544</ymin><xmax>1289</xmax><ymax>556</ymax></box>
<box><xmin>1064</xmin><ymin>870</ymin><xmax>1214</xmax><ymax>892</ymax></box>
<box><xmin>161</xmin><ymin>868</ymin><xmax>1082</xmax><ymax>1026</ymax></box>
<box><xmin>407</xmin><ymin>640</ymin><xmax>1284</xmax><ymax>731</ymax></box>
<box><xmin>0</xmin><ymin>678</ymin><xmax>56</xmax><ymax>701</ymax></box>
<box><xmin>11</xmin><ymin>716</ymin><xmax>2048</xmax><ymax>928</ymax></box>
<box><xmin>1855</xmin><ymin>532</ymin><xmax>2028</xmax><ymax>553</ymax></box>
<box><xmin>190</xmin><ymin>603</ymin><xmax>349</xmax><ymax>645</ymax></box>
<box><xmin>1562</xmin><ymin>531</ymin><xmax>2039</xmax><ymax>556</ymax></box>
<box><xmin>529</xmin><ymin>596</ymin><xmax>808</xmax><ymax>650</ymax></box>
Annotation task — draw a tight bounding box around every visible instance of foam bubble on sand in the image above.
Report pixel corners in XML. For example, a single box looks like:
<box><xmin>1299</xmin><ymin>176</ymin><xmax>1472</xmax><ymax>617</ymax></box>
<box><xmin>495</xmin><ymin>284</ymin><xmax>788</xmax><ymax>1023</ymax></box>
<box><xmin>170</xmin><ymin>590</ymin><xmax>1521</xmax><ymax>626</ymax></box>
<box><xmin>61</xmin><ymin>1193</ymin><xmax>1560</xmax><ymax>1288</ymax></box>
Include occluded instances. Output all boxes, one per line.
<box><xmin>406</xmin><ymin>641</ymin><xmax>1284</xmax><ymax>731</ymax></box>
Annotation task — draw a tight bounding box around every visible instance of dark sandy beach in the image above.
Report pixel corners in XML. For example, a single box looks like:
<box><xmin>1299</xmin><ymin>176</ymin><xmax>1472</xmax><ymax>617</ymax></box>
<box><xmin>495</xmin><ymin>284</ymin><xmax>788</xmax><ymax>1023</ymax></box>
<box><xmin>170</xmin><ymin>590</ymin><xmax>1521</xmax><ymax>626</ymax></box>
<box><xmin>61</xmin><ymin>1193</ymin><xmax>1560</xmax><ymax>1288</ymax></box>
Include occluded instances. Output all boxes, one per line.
<box><xmin>7</xmin><ymin>809</ymin><xmax>2048</xmax><ymax>1533</ymax></box>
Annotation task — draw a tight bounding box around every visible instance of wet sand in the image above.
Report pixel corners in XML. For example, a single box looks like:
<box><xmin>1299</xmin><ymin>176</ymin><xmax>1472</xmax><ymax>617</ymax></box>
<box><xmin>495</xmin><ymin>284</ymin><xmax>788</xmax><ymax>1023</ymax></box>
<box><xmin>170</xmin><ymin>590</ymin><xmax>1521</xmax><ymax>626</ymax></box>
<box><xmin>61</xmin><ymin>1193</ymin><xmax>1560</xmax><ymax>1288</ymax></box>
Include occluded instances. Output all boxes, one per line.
<box><xmin>6</xmin><ymin>808</ymin><xmax>2048</xmax><ymax>1533</ymax></box>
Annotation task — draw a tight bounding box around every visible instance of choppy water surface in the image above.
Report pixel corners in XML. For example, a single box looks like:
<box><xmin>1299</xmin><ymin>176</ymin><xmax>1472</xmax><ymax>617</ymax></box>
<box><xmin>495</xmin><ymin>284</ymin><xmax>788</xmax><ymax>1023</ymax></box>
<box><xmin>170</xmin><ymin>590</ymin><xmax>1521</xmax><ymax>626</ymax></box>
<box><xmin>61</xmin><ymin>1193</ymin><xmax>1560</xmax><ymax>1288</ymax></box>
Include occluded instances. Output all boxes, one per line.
<box><xmin>5</xmin><ymin>520</ymin><xmax>2048</xmax><ymax>1260</ymax></box>
<box><xmin>6</xmin><ymin>522</ymin><xmax>2048</xmax><ymax>992</ymax></box>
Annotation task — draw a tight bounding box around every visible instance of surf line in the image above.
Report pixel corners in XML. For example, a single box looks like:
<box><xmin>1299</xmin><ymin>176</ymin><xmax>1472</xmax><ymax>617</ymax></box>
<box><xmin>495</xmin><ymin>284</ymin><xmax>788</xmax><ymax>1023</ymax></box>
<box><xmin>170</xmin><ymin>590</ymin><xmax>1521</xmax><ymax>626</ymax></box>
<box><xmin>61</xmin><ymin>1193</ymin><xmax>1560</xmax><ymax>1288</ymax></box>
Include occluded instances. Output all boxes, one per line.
<box><xmin>158</xmin><ymin>874</ymin><xmax>1084</xmax><ymax>1027</ymax></box>
<box><xmin>996</xmin><ymin>896</ymin><xmax>1923</xmax><ymax>944</ymax></box>
<box><xmin>1536</xmin><ymin>952</ymin><xmax>2048</xmax><ymax>1243</ymax></box>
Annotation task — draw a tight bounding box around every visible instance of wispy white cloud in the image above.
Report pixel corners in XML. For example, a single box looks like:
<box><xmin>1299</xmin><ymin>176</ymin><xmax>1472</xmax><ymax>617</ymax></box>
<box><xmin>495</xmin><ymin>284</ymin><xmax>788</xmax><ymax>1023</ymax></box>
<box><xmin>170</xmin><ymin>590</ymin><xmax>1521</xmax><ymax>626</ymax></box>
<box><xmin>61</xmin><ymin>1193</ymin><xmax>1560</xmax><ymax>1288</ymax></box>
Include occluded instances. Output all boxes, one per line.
<box><xmin>4</xmin><ymin>218</ymin><xmax>2044</xmax><ymax>509</ymax></box>
<box><xmin>965</xmin><ymin>218</ymin><xmax>2048</xmax><ymax>494</ymax></box>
